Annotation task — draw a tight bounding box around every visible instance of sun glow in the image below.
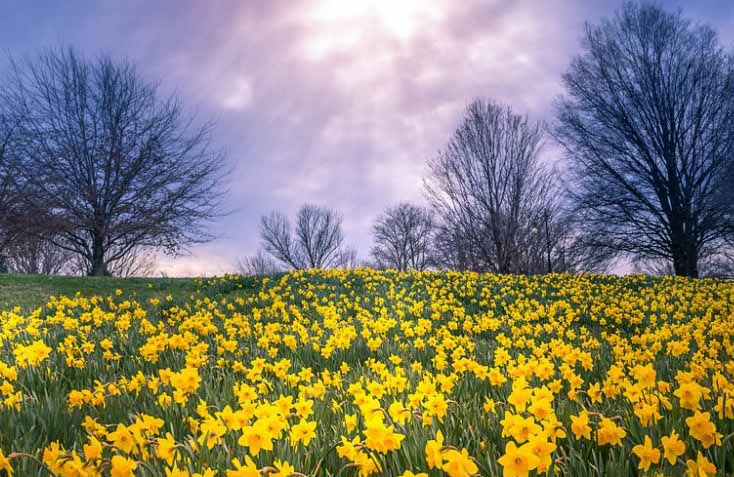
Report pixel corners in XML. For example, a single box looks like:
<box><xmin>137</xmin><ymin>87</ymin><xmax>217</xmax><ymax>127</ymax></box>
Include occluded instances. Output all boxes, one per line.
<box><xmin>304</xmin><ymin>0</ymin><xmax>444</xmax><ymax>59</ymax></box>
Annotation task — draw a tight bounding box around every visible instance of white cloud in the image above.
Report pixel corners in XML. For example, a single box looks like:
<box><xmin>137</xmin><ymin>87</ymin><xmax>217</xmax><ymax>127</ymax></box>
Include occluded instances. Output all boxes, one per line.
<box><xmin>156</xmin><ymin>251</ymin><xmax>237</xmax><ymax>277</ymax></box>
<box><xmin>219</xmin><ymin>75</ymin><xmax>254</xmax><ymax>110</ymax></box>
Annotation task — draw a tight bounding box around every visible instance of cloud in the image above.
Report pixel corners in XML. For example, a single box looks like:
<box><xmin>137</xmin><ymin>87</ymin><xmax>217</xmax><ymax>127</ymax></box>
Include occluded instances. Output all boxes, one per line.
<box><xmin>218</xmin><ymin>75</ymin><xmax>255</xmax><ymax>110</ymax></box>
<box><xmin>1</xmin><ymin>0</ymin><xmax>731</xmax><ymax>275</ymax></box>
<box><xmin>157</xmin><ymin>251</ymin><xmax>236</xmax><ymax>277</ymax></box>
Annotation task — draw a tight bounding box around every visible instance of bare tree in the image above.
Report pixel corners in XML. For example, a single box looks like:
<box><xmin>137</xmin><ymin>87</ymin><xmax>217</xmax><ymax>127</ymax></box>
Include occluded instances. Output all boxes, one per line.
<box><xmin>0</xmin><ymin>115</ymin><xmax>39</xmax><ymax>273</ymax></box>
<box><xmin>3</xmin><ymin>236</ymin><xmax>73</xmax><ymax>275</ymax></box>
<box><xmin>260</xmin><ymin>204</ymin><xmax>351</xmax><ymax>269</ymax></box>
<box><xmin>430</xmin><ymin>222</ymin><xmax>483</xmax><ymax>271</ymax></box>
<box><xmin>334</xmin><ymin>246</ymin><xmax>359</xmax><ymax>270</ymax></box>
<box><xmin>0</xmin><ymin>116</ymin><xmax>11</xmax><ymax>219</ymax></box>
<box><xmin>0</xmin><ymin>123</ymin><xmax>11</xmax><ymax>273</ymax></box>
<box><xmin>699</xmin><ymin>250</ymin><xmax>734</xmax><ymax>279</ymax></box>
<box><xmin>0</xmin><ymin>47</ymin><xmax>227</xmax><ymax>276</ymax></box>
<box><xmin>107</xmin><ymin>246</ymin><xmax>157</xmax><ymax>277</ymax></box>
<box><xmin>634</xmin><ymin>246</ymin><xmax>734</xmax><ymax>278</ymax></box>
<box><xmin>237</xmin><ymin>249</ymin><xmax>282</xmax><ymax>276</ymax></box>
<box><xmin>60</xmin><ymin>243</ymin><xmax>156</xmax><ymax>277</ymax></box>
<box><xmin>425</xmin><ymin>99</ymin><xmax>569</xmax><ymax>274</ymax></box>
<box><xmin>370</xmin><ymin>202</ymin><xmax>434</xmax><ymax>271</ymax></box>
<box><xmin>520</xmin><ymin>203</ymin><xmax>613</xmax><ymax>274</ymax></box>
<box><xmin>0</xmin><ymin>113</ymin><xmax>22</xmax><ymax>262</ymax></box>
<box><xmin>553</xmin><ymin>2</ymin><xmax>734</xmax><ymax>277</ymax></box>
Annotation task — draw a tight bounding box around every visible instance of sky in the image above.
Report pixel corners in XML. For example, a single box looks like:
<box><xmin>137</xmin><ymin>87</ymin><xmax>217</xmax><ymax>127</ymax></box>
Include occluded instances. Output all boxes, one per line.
<box><xmin>2</xmin><ymin>0</ymin><xmax>733</xmax><ymax>276</ymax></box>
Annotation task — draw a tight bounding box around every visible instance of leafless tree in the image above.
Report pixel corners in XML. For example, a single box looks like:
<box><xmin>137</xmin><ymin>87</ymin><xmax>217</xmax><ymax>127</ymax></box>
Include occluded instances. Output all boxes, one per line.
<box><xmin>0</xmin><ymin>115</ymin><xmax>38</xmax><ymax>273</ymax></box>
<box><xmin>0</xmin><ymin>114</ymin><xmax>21</xmax><ymax>262</ymax></box>
<box><xmin>3</xmin><ymin>236</ymin><xmax>72</xmax><ymax>275</ymax></box>
<box><xmin>108</xmin><ymin>246</ymin><xmax>157</xmax><ymax>277</ymax></box>
<box><xmin>634</xmin><ymin>246</ymin><xmax>734</xmax><ymax>278</ymax></box>
<box><xmin>430</xmin><ymin>222</ymin><xmax>483</xmax><ymax>271</ymax></box>
<box><xmin>0</xmin><ymin>47</ymin><xmax>227</xmax><ymax>276</ymax></box>
<box><xmin>0</xmin><ymin>117</ymin><xmax>11</xmax><ymax>216</ymax></box>
<box><xmin>553</xmin><ymin>2</ymin><xmax>734</xmax><ymax>278</ymax></box>
<box><xmin>334</xmin><ymin>246</ymin><xmax>359</xmax><ymax>270</ymax></box>
<box><xmin>522</xmin><ymin>203</ymin><xmax>614</xmax><ymax>274</ymax></box>
<box><xmin>425</xmin><ymin>99</ymin><xmax>572</xmax><ymax>274</ymax></box>
<box><xmin>370</xmin><ymin>202</ymin><xmax>434</xmax><ymax>271</ymax></box>
<box><xmin>237</xmin><ymin>249</ymin><xmax>282</xmax><ymax>276</ymax></box>
<box><xmin>700</xmin><ymin>251</ymin><xmax>734</xmax><ymax>279</ymax></box>
<box><xmin>260</xmin><ymin>204</ymin><xmax>351</xmax><ymax>269</ymax></box>
<box><xmin>62</xmin><ymin>243</ymin><xmax>157</xmax><ymax>277</ymax></box>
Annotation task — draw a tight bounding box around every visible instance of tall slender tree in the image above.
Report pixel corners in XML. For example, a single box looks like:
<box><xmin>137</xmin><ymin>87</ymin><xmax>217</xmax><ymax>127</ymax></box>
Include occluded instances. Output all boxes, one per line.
<box><xmin>426</xmin><ymin>99</ymin><xmax>568</xmax><ymax>273</ymax></box>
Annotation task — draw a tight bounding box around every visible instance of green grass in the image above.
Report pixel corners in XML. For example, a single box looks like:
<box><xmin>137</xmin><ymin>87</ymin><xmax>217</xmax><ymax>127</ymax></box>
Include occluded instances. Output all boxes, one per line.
<box><xmin>0</xmin><ymin>273</ymin><xmax>201</xmax><ymax>311</ymax></box>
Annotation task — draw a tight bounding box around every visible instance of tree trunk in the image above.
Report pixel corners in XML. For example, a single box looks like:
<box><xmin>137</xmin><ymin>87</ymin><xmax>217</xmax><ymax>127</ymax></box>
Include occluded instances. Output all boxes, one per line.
<box><xmin>672</xmin><ymin>240</ymin><xmax>699</xmax><ymax>278</ymax></box>
<box><xmin>89</xmin><ymin>234</ymin><xmax>108</xmax><ymax>276</ymax></box>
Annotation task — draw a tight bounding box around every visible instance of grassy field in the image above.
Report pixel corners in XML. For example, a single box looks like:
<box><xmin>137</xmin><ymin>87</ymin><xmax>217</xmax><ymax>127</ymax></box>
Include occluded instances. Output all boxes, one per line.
<box><xmin>0</xmin><ymin>274</ymin><xmax>202</xmax><ymax>311</ymax></box>
<box><xmin>0</xmin><ymin>270</ymin><xmax>732</xmax><ymax>477</ymax></box>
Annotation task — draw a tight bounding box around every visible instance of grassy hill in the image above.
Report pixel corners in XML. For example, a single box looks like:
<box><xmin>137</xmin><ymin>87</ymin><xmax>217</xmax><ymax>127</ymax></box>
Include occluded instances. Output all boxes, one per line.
<box><xmin>0</xmin><ymin>274</ymin><xmax>201</xmax><ymax>311</ymax></box>
<box><xmin>1</xmin><ymin>271</ymin><xmax>733</xmax><ymax>476</ymax></box>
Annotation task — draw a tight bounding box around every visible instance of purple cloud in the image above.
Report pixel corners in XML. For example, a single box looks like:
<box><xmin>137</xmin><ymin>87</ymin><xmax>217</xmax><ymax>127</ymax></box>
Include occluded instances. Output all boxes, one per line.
<box><xmin>2</xmin><ymin>0</ymin><xmax>732</xmax><ymax>275</ymax></box>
